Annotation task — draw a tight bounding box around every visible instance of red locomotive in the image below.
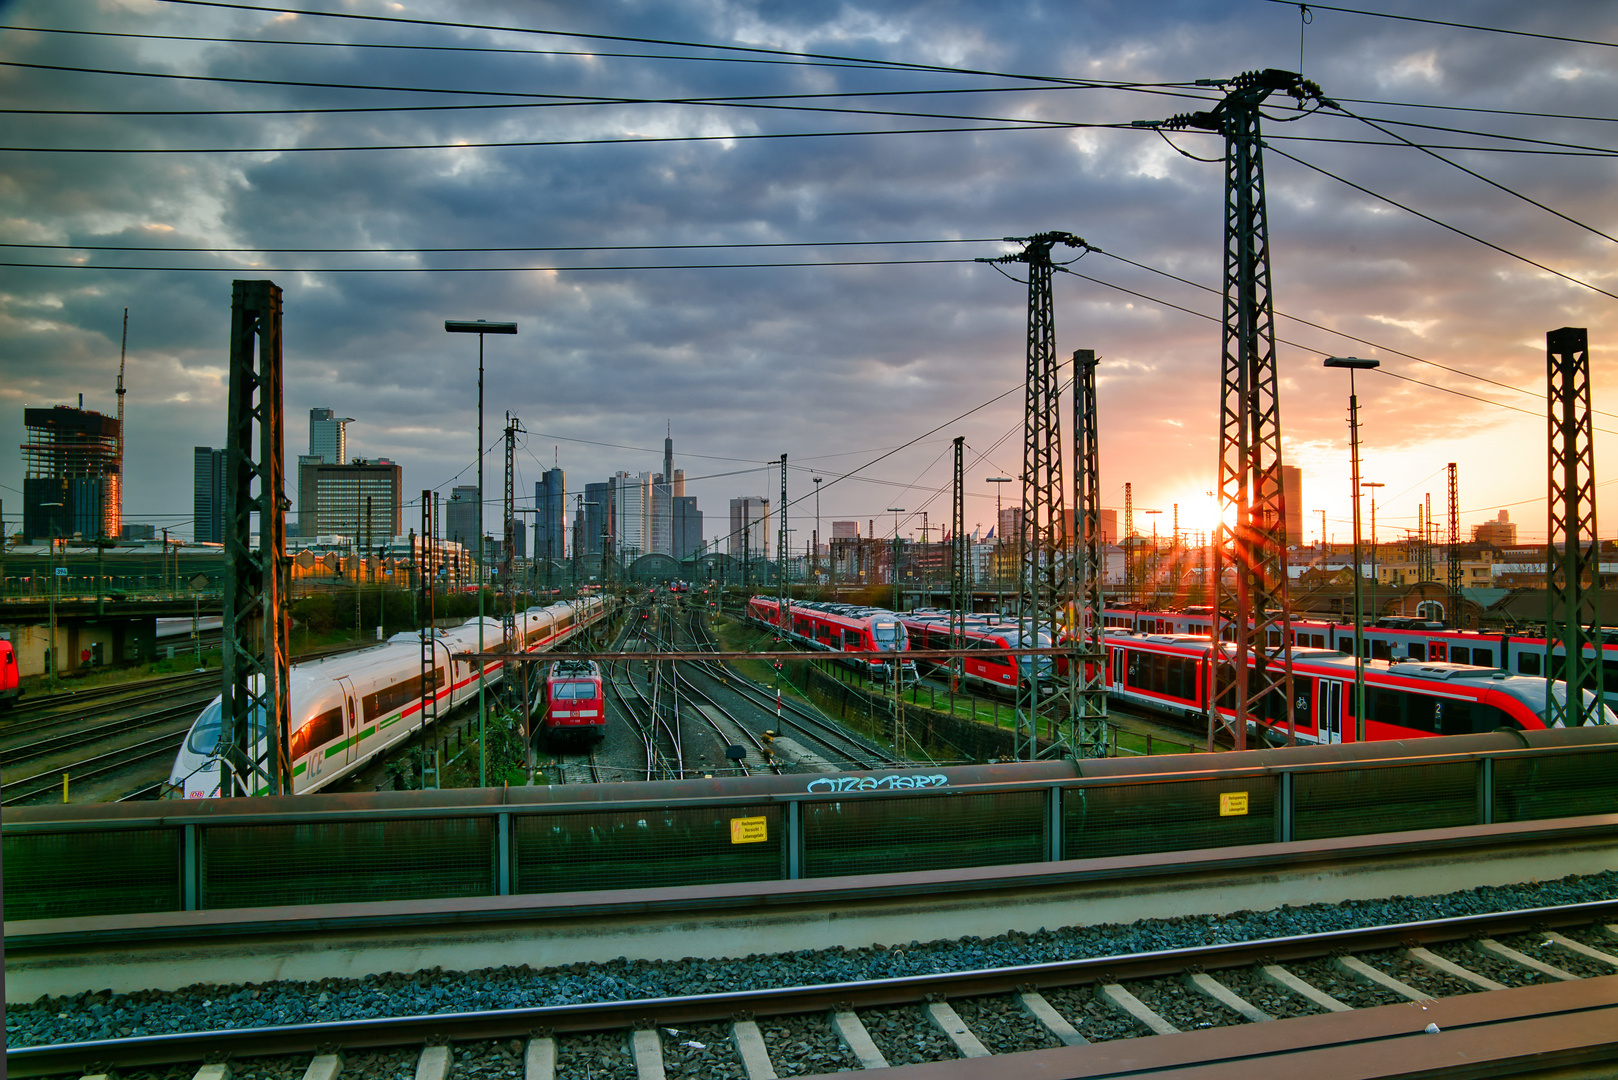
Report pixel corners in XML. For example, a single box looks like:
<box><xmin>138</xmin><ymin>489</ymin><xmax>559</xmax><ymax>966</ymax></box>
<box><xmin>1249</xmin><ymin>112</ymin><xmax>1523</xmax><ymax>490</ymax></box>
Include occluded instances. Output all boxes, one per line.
<box><xmin>542</xmin><ymin>659</ymin><xmax>605</xmax><ymax>743</ymax></box>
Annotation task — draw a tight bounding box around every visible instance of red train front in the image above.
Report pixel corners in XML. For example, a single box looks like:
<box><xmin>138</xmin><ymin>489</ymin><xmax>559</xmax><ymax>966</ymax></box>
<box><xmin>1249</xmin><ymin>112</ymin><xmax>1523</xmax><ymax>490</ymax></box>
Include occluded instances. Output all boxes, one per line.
<box><xmin>542</xmin><ymin>659</ymin><xmax>605</xmax><ymax>743</ymax></box>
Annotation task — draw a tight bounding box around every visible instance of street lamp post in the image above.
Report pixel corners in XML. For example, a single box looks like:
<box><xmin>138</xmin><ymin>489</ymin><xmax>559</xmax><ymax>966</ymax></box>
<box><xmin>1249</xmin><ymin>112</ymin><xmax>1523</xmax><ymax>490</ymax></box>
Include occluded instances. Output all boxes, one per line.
<box><xmin>1362</xmin><ymin>481</ymin><xmax>1384</xmax><ymax>630</ymax></box>
<box><xmin>1325</xmin><ymin>356</ymin><xmax>1380</xmax><ymax>743</ymax></box>
<box><xmin>986</xmin><ymin>478</ymin><xmax>1013</xmax><ymax>615</ymax></box>
<box><xmin>446</xmin><ymin>318</ymin><xmax>517</xmax><ymax>787</ymax></box>
<box><xmin>812</xmin><ymin>476</ymin><xmax>822</xmax><ymax>586</ymax></box>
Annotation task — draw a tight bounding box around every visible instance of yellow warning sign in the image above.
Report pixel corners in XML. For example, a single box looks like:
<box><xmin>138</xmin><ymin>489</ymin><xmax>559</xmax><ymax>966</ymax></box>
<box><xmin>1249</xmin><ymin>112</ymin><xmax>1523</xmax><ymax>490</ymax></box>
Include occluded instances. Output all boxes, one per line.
<box><xmin>730</xmin><ymin>816</ymin><xmax>768</xmax><ymax>844</ymax></box>
<box><xmin>1219</xmin><ymin>791</ymin><xmax>1249</xmax><ymax>817</ymax></box>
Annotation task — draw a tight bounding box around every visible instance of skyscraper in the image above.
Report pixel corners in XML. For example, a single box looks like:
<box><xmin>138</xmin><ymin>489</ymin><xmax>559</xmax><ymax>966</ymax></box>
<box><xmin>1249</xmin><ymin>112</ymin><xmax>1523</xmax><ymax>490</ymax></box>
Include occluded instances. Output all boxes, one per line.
<box><xmin>22</xmin><ymin>405</ymin><xmax>121</xmax><ymax>543</ymax></box>
<box><xmin>672</xmin><ymin>496</ymin><xmax>702</xmax><ymax>561</ymax></box>
<box><xmin>445</xmin><ymin>484</ymin><xmax>481</xmax><ymax>553</ymax></box>
<box><xmin>611</xmin><ymin>471</ymin><xmax>648</xmax><ymax>560</ymax></box>
<box><xmin>192</xmin><ymin>446</ymin><xmax>227</xmax><ymax>544</ymax></box>
<box><xmin>308</xmin><ymin>407</ymin><xmax>352</xmax><ymax>465</ymax></box>
<box><xmin>729</xmin><ymin>496</ymin><xmax>770</xmax><ymax>559</ymax></box>
<box><xmin>1279</xmin><ymin>464</ymin><xmax>1303</xmax><ymax>547</ymax></box>
<box><xmin>534</xmin><ymin>467</ymin><xmax>566</xmax><ymax>562</ymax></box>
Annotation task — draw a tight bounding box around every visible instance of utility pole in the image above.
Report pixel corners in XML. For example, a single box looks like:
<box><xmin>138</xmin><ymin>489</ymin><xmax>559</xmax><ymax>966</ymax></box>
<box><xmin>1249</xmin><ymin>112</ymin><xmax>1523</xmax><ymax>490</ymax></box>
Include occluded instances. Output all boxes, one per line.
<box><xmin>419</xmin><ymin>490</ymin><xmax>438</xmax><ymax>788</ymax></box>
<box><xmin>950</xmin><ymin>438</ymin><xmax>966</xmax><ymax>695</ymax></box>
<box><xmin>222</xmin><ymin>280</ymin><xmax>291</xmax><ymax>795</ymax></box>
<box><xmin>978</xmin><ymin>231</ymin><xmax>1086</xmax><ymax>760</ymax></box>
<box><xmin>1155</xmin><ymin>70</ymin><xmax>1324</xmax><ymax>751</ymax></box>
<box><xmin>1447</xmin><ymin>463</ymin><xmax>1462</xmax><ymax>628</ymax></box>
<box><xmin>1547</xmin><ymin>327</ymin><xmax>1600</xmax><ymax>727</ymax></box>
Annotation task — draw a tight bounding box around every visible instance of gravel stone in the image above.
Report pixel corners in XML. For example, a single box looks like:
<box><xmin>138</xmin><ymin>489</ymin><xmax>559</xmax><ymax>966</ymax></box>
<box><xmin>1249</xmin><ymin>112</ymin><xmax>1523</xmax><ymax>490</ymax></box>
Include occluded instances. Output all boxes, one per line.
<box><xmin>554</xmin><ymin>1031</ymin><xmax>637</xmax><ymax>1080</ymax></box>
<box><xmin>450</xmin><ymin>1039</ymin><xmax>526</xmax><ymax>1080</ymax></box>
<box><xmin>1429</xmin><ymin>941</ymin><xmax>1544</xmax><ymax>987</ymax></box>
<box><xmin>659</xmin><ymin>1022</ymin><xmax>744</xmax><ymax>1079</ymax></box>
<box><xmin>1210</xmin><ymin>967</ymin><xmax>1320</xmax><ymax>1019</ymax></box>
<box><xmin>1361</xmin><ymin>949</ymin><xmax>1475</xmax><ymax>997</ymax></box>
<box><xmin>857</xmin><ymin>1005</ymin><xmax>957</xmax><ymax>1066</ymax></box>
<box><xmin>7</xmin><ymin>869</ymin><xmax>1617</xmax><ymax>1052</ymax></box>
<box><xmin>760</xmin><ymin>1013</ymin><xmax>860</xmax><ymax>1077</ymax></box>
<box><xmin>949</xmin><ymin>993</ymin><xmax>1062</xmax><ymax>1054</ymax></box>
<box><xmin>222</xmin><ymin>1054</ymin><xmax>318</xmax><ymax>1080</ymax></box>
<box><xmin>1040</xmin><ymin>986</ymin><xmax>1147</xmax><ymax>1042</ymax></box>
<box><xmin>1128</xmin><ymin>976</ymin><xmax>1245</xmax><ymax>1032</ymax></box>
<box><xmin>1280</xmin><ymin>958</ymin><xmax>1406</xmax><ymax>1009</ymax></box>
<box><xmin>345</xmin><ymin>1048</ymin><xmax>421</xmax><ymax>1080</ymax></box>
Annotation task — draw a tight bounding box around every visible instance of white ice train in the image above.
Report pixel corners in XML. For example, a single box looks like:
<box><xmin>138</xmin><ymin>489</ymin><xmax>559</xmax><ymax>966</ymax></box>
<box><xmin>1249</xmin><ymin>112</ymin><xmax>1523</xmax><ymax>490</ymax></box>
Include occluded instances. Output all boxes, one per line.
<box><xmin>167</xmin><ymin>597</ymin><xmax>609</xmax><ymax>798</ymax></box>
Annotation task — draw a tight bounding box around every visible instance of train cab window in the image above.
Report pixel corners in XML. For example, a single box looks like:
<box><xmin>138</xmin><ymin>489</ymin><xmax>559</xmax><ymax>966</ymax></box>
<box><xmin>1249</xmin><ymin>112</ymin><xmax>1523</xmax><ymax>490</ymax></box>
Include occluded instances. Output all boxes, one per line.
<box><xmin>1517</xmin><ymin>652</ymin><xmax>1541</xmax><ymax>676</ymax></box>
<box><xmin>291</xmin><ymin>707</ymin><xmax>344</xmax><ymax>759</ymax></box>
<box><xmin>552</xmin><ymin>680</ymin><xmax>596</xmax><ymax>700</ymax></box>
<box><xmin>1451</xmin><ymin>646</ymin><xmax>1470</xmax><ymax>665</ymax></box>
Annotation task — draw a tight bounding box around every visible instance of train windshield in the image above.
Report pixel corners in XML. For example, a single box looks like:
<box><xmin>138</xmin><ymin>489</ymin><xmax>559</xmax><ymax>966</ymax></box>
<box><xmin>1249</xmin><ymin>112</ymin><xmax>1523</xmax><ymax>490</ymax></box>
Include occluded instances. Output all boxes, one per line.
<box><xmin>872</xmin><ymin>621</ymin><xmax>901</xmax><ymax>647</ymax></box>
<box><xmin>186</xmin><ymin>700</ymin><xmax>269</xmax><ymax>755</ymax></box>
<box><xmin>552</xmin><ymin>680</ymin><xmax>598</xmax><ymax>700</ymax></box>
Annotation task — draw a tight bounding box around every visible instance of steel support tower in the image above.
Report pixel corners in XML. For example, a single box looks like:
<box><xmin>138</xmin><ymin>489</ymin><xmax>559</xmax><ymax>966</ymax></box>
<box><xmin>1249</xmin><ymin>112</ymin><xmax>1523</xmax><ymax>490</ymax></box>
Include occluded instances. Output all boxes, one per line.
<box><xmin>950</xmin><ymin>436</ymin><xmax>966</xmax><ymax>692</ymax></box>
<box><xmin>419</xmin><ymin>489</ymin><xmax>439</xmax><ymax>787</ymax></box>
<box><xmin>222</xmin><ymin>280</ymin><xmax>291</xmax><ymax>795</ymax></box>
<box><xmin>1447</xmin><ymin>463</ymin><xmax>1461</xmax><ymax>627</ymax></box>
<box><xmin>777</xmin><ymin>453</ymin><xmax>788</xmax><ymax>619</ymax></box>
<box><xmin>1166</xmin><ymin>70</ymin><xmax>1320</xmax><ymax>752</ymax></box>
<box><xmin>1547</xmin><ymin>327</ymin><xmax>1600</xmax><ymax>727</ymax></box>
<box><xmin>503</xmin><ymin>414</ymin><xmax>522</xmax><ymax>652</ymax></box>
<box><xmin>1071</xmin><ymin>349</ymin><xmax>1109</xmax><ymax>756</ymax></box>
<box><xmin>1124</xmin><ymin>483</ymin><xmax>1135</xmax><ymax>603</ymax></box>
<box><xmin>978</xmin><ymin>231</ymin><xmax>1084</xmax><ymax>760</ymax></box>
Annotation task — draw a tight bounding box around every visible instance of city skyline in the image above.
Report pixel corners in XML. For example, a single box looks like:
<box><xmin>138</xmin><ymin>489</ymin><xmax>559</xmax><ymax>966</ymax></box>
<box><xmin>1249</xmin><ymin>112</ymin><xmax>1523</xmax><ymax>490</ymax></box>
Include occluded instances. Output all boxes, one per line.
<box><xmin>2</xmin><ymin>1</ymin><xmax>1613</xmax><ymax>549</ymax></box>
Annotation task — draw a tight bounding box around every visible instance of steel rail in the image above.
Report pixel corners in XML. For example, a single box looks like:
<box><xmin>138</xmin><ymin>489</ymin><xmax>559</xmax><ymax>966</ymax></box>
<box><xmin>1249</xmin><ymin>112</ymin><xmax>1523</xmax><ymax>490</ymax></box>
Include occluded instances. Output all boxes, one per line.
<box><xmin>10</xmin><ymin>898</ymin><xmax>1618</xmax><ymax>1077</ymax></box>
<box><xmin>2</xmin><ymin>729</ymin><xmax>187</xmax><ymax>805</ymax></box>
<box><xmin>2</xmin><ymin>697</ymin><xmax>214</xmax><ymax>766</ymax></box>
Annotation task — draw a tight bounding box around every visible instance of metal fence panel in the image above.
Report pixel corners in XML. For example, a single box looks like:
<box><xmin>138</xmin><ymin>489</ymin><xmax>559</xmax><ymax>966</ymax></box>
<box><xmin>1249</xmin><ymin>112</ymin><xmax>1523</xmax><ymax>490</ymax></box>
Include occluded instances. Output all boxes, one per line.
<box><xmin>1063</xmin><ymin>776</ymin><xmax>1278</xmax><ymax>861</ymax></box>
<box><xmin>1493</xmin><ymin>752</ymin><xmax>1618</xmax><ymax>822</ymax></box>
<box><xmin>801</xmin><ymin>789</ymin><xmax>1046</xmax><ymax>878</ymax></box>
<box><xmin>1293</xmin><ymin>761</ymin><xmax>1476</xmax><ymax>841</ymax></box>
<box><xmin>201</xmin><ymin>816</ymin><xmax>495</xmax><ymax>908</ymax></box>
<box><xmin>3</xmin><ymin>828</ymin><xmax>180</xmax><ymax>921</ymax></box>
<box><xmin>514</xmin><ymin>803</ymin><xmax>783</xmax><ymax>894</ymax></box>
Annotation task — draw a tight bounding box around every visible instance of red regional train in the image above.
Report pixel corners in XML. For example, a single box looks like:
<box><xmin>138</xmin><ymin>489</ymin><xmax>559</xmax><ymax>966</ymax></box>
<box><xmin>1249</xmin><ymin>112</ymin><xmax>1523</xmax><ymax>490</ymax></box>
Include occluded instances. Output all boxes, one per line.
<box><xmin>1102</xmin><ymin>605</ymin><xmax>1618</xmax><ymax>707</ymax></box>
<box><xmin>898</xmin><ymin>611</ymin><xmax>1057</xmax><ymax>693</ymax></box>
<box><xmin>1103</xmin><ymin>630</ymin><xmax>1616</xmax><ymax>745</ymax></box>
<box><xmin>746</xmin><ymin>596</ymin><xmax>917</xmax><ymax>681</ymax></box>
<box><xmin>0</xmin><ymin>638</ymin><xmax>20</xmax><ymax>708</ymax></box>
<box><xmin>542</xmin><ymin>659</ymin><xmax>606</xmax><ymax>743</ymax></box>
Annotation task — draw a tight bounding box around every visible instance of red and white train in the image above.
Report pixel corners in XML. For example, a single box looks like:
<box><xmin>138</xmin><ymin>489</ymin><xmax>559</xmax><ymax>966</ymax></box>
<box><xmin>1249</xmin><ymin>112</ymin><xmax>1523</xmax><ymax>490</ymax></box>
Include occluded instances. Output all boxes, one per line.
<box><xmin>1102</xmin><ymin>605</ymin><xmax>1618</xmax><ymax>706</ymax></box>
<box><xmin>746</xmin><ymin>597</ymin><xmax>916</xmax><ymax>681</ymax></box>
<box><xmin>0</xmin><ymin>638</ymin><xmax>20</xmax><ymax>708</ymax></box>
<box><xmin>1103</xmin><ymin>629</ymin><xmax>1616</xmax><ymax>744</ymax></box>
<box><xmin>542</xmin><ymin>659</ymin><xmax>605</xmax><ymax>743</ymax></box>
<box><xmin>898</xmin><ymin>611</ymin><xmax>1056</xmax><ymax>693</ymax></box>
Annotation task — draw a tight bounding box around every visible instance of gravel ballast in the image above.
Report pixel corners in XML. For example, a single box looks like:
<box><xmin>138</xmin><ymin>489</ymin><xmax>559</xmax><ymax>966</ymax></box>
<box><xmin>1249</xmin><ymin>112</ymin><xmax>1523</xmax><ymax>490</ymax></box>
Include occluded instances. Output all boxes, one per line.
<box><xmin>7</xmin><ymin>870</ymin><xmax>1616</xmax><ymax>1050</ymax></box>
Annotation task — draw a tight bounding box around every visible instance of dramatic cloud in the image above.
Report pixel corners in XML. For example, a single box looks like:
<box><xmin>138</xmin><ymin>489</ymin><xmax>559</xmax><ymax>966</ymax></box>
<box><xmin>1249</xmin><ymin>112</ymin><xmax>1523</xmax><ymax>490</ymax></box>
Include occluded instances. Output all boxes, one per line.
<box><xmin>2</xmin><ymin>0</ymin><xmax>1614</xmax><ymax>547</ymax></box>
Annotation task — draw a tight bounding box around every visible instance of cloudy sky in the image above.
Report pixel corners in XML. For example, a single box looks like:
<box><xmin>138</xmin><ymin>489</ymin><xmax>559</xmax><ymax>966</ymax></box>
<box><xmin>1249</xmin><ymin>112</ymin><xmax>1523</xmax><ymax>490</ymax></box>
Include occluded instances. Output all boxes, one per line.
<box><xmin>2</xmin><ymin>0</ymin><xmax>1614</xmax><ymax>551</ymax></box>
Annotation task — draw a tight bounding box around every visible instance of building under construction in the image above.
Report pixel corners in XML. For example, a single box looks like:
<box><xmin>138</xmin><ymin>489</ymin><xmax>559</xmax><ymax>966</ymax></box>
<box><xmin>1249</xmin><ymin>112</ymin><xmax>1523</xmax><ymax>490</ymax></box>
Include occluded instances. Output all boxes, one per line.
<box><xmin>21</xmin><ymin>404</ymin><xmax>121</xmax><ymax>543</ymax></box>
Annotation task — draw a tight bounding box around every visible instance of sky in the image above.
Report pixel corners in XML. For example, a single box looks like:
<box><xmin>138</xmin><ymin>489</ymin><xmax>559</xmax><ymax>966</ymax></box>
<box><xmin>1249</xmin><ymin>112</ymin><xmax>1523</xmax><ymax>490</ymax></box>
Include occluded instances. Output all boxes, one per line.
<box><xmin>2</xmin><ymin>0</ymin><xmax>1615</xmax><ymax>551</ymax></box>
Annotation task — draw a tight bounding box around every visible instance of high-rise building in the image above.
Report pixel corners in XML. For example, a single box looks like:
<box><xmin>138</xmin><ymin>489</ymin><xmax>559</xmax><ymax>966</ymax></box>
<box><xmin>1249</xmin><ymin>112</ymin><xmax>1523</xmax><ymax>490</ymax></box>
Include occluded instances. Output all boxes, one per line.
<box><xmin>612</xmin><ymin>471</ymin><xmax>649</xmax><ymax>561</ymax></box>
<box><xmin>192</xmin><ymin>446</ymin><xmax>227</xmax><ymax>543</ymax></box>
<box><xmin>581</xmin><ymin>482</ymin><xmax>609</xmax><ymax>556</ymax></box>
<box><xmin>534</xmin><ymin>467</ymin><xmax>566</xmax><ymax>562</ymax></box>
<box><xmin>445</xmin><ymin>484</ymin><xmax>480</xmax><ymax>552</ymax></box>
<box><xmin>672</xmin><ymin>495</ymin><xmax>702</xmax><ymax>561</ymax></box>
<box><xmin>831</xmin><ymin>521</ymin><xmax>860</xmax><ymax>540</ymax></box>
<box><xmin>729</xmin><ymin>496</ymin><xmax>770</xmax><ymax>559</ymax></box>
<box><xmin>22</xmin><ymin>405</ymin><xmax>121</xmax><ymax>543</ymax></box>
<box><xmin>305</xmin><ymin>459</ymin><xmax>403</xmax><ymax>543</ymax></box>
<box><xmin>308</xmin><ymin>407</ymin><xmax>352</xmax><ymax>465</ymax></box>
<box><xmin>1279</xmin><ymin>464</ymin><xmax>1303</xmax><ymax>547</ymax></box>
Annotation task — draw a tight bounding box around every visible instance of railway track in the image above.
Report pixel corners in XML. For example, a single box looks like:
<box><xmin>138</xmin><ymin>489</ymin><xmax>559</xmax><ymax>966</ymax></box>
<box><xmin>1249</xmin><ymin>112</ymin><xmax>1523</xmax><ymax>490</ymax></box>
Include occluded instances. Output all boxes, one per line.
<box><xmin>11</xmin><ymin>898</ymin><xmax>1618</xmax><ymax>1078</ymax></box>
<box><xmin>1</xmin><ymin>726</ymin><xmax>188</xmax><ymax>805</ymax></box>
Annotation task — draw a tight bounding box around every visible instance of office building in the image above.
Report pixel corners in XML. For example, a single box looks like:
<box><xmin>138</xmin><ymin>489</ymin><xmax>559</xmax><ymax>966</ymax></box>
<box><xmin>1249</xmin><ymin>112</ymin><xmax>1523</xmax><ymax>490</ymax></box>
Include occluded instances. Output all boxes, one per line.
<box><xmin>534</xmin><ymin>467</ymin><xmax>565</xmax><ymax>562</ymax></box>
<box><xmin>192</xmin><ymin>446</ymin><xmax>227</xmax><ymax>543</ymax></box>
<box><xmin>672</xmin><ymin>495</ymin><xmax>702</xmax><ymax>561</ymax></box>
<box><xmin>612</xmin><ymin>471</ymin><xmax>649</xmax><ymax>561</ymax></box>
<box><xmin>730</xmin><ymin>496</ymin><xmax>770</xmax><ymax>559</ymax></box>
<box><xmin>22</xmin><ymin>405</ymin><xmax>121</xmax><ymax>543</ymax></box>
<box><xmin>308</xmin><ymin>407</ymin><xmax>352</xmax><ymax>465</ymax></box>
<box><xmin>1473</xmin><ymin>510</ymin><xmax>1517</xmax><ymax>547</ymax></box>
<box><xmin>303</xmin><ymin>459</ymin><xmax>402</xmax><ymax>543</ymax></box>
<box><xmin>444</xmin><ymin>484</ymin><xmax>480</xmax><ymax>552</ymax></box>
<box><xmin>580</xmin><ymin>482</ymin><xmax>609</xmax><ymax>556</ymax></box>
<box><xmin>1279</xmin><ymin>464</ymin><xmax>1303</xmax><ymax>546</ymax></box>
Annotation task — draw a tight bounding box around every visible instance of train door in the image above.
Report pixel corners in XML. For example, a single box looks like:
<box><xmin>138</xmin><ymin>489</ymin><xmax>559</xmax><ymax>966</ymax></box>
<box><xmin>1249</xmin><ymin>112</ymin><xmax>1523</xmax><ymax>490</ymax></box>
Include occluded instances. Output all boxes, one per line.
<box><xmin>335</xmin><ymin>676</ymin><xmax>359</xmax><ymax>766</ymax></box>
<box><xmin>1427</xmin><ymin>639</ymin><xmax>1446</xmax><ymax>662</ymax></box>
<box><xmin>1318</xmin><ymin>680</ymin><xmax>1343</xmax><ymax>744</ymax></box>
<box><xmin>1110</xmin><ymin>645</ymin><xmax>1125</xmax><ymax>690</ymax></box>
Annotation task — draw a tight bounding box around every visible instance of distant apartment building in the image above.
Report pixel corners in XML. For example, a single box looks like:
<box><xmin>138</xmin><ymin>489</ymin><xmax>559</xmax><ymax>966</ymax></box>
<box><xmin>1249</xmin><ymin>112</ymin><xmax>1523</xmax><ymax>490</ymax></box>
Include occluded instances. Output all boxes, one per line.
<box><xmin>1472</xmin><ymin>510</ymin><xmax>1517</xmax><ymax>547</ymax></box>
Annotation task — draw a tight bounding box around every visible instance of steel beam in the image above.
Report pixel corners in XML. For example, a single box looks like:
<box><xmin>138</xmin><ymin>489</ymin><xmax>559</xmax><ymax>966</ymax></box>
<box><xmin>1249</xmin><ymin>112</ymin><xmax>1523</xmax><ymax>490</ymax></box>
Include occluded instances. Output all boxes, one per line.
<box><xmin>1547</xmin><ymin>326</ymin><xmax>1599</xmax><ymax>727</ymax></box>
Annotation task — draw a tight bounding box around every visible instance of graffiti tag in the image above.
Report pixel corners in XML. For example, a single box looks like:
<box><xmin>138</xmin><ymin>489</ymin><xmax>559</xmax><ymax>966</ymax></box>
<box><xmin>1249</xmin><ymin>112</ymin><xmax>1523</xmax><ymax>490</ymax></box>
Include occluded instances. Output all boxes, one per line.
<box><xmin>806</xmin><ymin>773</ymin><xmax>950</xmax><ymax>794</ymax></box>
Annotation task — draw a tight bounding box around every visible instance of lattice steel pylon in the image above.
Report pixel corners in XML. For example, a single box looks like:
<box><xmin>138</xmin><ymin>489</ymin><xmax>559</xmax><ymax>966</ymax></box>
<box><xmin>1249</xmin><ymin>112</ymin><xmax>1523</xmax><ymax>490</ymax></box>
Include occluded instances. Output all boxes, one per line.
<box><xmin>1447</xmin><ymin>463</ymin><xmax>1461</xmax><ymax>627</ymax></box>
<box><xmin>1071</xmin><ymin>349</ymin><xmax>1109</xmax><ymax>756</ymax></box>
<box><xmin>222</xmin><ymin>280</ymin><xmax>291</xmax><ymax>796</ymax></box>
<box><xmin>1547</xmin><ymin>327</ymin><xmax>1600</xmax><ymax>727</ymax></box>
<box><xmin>950</xmin><ymin>437</ymin><xmax>966</xmax><ymax>693</ymax></box>
<box><xmin>1165</xmin><ymin>70</ymin><xmax>1324</xmax><ymax>751</ymax></box>
<box><xmin>978</xmin><ymin>231</ymin><xmax>1085</xmax><ymax>760</ymax></box>
<box><xmin>503</xmin><ymin>414</ymin><xmax>522</xmax><ymax>655</ymax></box>
<box><xmin>419</xmin><ymin>489</ymin><xmax>439</xmax><ymax>788</ymax></box>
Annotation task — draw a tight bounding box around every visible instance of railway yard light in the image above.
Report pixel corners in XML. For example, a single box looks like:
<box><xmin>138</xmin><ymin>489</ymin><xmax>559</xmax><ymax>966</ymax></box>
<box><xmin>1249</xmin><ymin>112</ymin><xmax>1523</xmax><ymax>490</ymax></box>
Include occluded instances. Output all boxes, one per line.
<box><xmin>446</xmin><ymin>318</ymin><xmax>518</xmax><ymax>788</ymax></box>
<box><xmin>986</xmin><ymin>478</ymin><xmax>1013</xmax><ymax>614</ymax></box>
<box><xmin>1362</xmin><ymin>482</ymin><xmax>1384</xmax><ymax>634</ymax></box>
<box><xmin>1324</xmin><ymin>356</ymin><xmax>1379</xmax><ymax>743</ymax></box>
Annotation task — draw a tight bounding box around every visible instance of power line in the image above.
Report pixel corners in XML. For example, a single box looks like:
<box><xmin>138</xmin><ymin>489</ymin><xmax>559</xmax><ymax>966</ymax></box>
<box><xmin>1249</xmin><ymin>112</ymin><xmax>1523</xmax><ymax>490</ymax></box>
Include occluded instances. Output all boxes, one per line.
<box><xmin>1261</xmin><ymin>1</ymin><xmax>1618</xmax><ymax>50</ymax></box>
<box><xmin>0</xmin><ymin>256</ymin><xmax>980</xmax><ymax>272</ymax></box>
<box><xmin>0</xmin><ymin>237</ymin><xmax>1003</xmax><ymax>254</ymax></box>
<box><xmin>1267</xmin><ymin>144</ymin><xmax>1618</xmax><ymax>303</ymax></box>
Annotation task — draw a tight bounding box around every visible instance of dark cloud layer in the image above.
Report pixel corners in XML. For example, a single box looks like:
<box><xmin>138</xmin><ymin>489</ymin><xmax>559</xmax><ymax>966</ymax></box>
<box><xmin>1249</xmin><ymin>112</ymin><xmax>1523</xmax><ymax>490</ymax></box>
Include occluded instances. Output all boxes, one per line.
<box><xmin>2</xmin><ymin>0</ymin><xmax>1614</xmax><ymax>545</ymax></box>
